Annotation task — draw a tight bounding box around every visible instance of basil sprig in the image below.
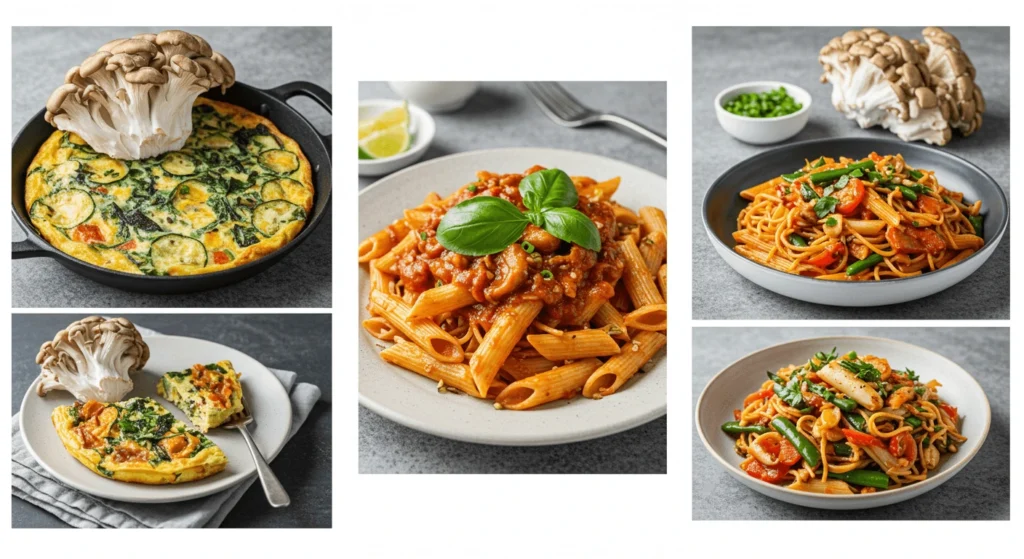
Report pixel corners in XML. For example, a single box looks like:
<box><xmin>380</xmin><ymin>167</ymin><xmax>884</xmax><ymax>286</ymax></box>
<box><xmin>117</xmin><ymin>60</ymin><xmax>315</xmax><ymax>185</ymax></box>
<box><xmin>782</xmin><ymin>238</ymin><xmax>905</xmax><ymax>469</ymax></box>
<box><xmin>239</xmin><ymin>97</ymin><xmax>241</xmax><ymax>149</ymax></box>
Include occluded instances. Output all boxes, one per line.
<box><xmin>436</xmin><ymin>169</ymin><xmax>601</xmax><ymax>256</ymax></box>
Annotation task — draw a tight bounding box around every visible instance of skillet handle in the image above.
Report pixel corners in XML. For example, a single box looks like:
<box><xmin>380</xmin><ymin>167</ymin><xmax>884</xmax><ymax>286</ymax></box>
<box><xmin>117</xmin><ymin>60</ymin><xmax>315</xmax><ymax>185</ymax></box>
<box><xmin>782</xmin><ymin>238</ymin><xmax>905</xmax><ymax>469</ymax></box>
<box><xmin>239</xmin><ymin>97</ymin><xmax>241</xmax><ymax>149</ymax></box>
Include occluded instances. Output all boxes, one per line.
<box><xmin>12</xmin><ymin>239</ymin><xmax>50</xmax><ymax>259</ymax></box>
<box><xmin>266</xmin><ymin>81</ymin><xmax>332</xmax><ymax>152</ymax></box>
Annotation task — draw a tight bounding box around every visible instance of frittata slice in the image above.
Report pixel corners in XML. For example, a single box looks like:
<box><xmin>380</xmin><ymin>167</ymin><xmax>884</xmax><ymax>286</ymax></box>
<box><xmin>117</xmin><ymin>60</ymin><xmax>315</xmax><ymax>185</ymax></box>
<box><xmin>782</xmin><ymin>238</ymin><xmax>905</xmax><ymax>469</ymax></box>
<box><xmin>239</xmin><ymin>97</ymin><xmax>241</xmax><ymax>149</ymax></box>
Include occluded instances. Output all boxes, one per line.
<box><xmin>157</xmin><ymin>361</ymin><xmax>244</xmax><ymax>432</ymax></box>
<box><xmin>51</xmin><ymin>397</ymin><xmax>227</xmax><ymax>484</ymax></box>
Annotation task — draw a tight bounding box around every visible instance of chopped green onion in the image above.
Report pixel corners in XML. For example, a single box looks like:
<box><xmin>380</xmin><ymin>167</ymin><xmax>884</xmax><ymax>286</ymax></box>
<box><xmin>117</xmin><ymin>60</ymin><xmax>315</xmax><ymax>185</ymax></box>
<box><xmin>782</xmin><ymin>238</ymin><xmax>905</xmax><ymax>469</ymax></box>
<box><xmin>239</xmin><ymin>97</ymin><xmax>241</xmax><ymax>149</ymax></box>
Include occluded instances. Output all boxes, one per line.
<box><xmin>825</xmin><ymin>217</ymin><xmax>838</xmax><ymax>227</ymax></box>
<box><xmin>904</xmin><ymin>416</ymin><xmax>923</xmax><ymax>428</ymax></box>
<box><xmin>908</xmin><ymin>169</ymin><xmax>924</xmax><ymax>180</ymax></box>
<box><xmin>467</xmin><ymin>184</ymin><xmax>477</xmax><ymax>192</ymax></box>
<box><xmin>521</xmin><ymin>241</ymin><xmax>535</xmax><ymax>253</ymax></box>
<box><xmin>419</xmin><ymin>231</ymin><xmax>428</xmax><ymax>241</ymax></box>
<box><xmin>435</xmin><ymin>279</ymin><xmax>443</xmax><ymax>287</ymax></box>
<box><xmin>540</xmin><ymin>269</ymin><xmax>553</xmax><ymax>280</ymax></box>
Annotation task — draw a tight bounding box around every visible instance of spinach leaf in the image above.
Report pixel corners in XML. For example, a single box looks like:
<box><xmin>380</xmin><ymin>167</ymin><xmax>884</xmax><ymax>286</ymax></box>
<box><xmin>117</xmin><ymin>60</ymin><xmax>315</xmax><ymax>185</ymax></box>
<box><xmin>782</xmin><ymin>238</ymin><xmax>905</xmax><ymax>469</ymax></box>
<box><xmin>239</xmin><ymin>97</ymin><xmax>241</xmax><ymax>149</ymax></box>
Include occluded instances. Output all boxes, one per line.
<box><xmin>435</xmin><ymin>196</ymin><xmax>530</xmax><ymax>256</ymax></box>
<box><xmin>233</xmin><ymin>224</ymin><xmax>261</xmax><ymax>247</ymax></box>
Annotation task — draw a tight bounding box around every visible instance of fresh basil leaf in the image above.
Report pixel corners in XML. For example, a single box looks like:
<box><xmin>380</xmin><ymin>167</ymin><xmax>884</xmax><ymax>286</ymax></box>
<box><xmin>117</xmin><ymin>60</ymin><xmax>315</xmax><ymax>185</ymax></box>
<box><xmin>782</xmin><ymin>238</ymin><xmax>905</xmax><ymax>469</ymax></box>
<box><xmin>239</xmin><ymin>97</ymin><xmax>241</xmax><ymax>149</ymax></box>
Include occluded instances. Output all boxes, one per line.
<box><xmin>436</xmin><ymin>196</ymin><xmax>530</xmax><ymax>256</ymax></box>
<box><xmin>814</xmin><ymin>196</ymin><xmax>839</xmax><ymax>218</ymax></box>
<box><xmin>519</xmin><ymin>169</ymin><xmax>578</xmax><ymax>211</ymax></box>
<box><xmin>834</xmin><ymin>174</ymin><xmax>850</xmax><ymax>189</ymax></box>
<box><xmin>800</xmin><ymin>183</ymin><xmax>820</xmax><ymax>201</ymax></box>
<box><xmin>538</xmin><ymin>207</ymin><xmax>601</xmax><ymax>251</ymax></box>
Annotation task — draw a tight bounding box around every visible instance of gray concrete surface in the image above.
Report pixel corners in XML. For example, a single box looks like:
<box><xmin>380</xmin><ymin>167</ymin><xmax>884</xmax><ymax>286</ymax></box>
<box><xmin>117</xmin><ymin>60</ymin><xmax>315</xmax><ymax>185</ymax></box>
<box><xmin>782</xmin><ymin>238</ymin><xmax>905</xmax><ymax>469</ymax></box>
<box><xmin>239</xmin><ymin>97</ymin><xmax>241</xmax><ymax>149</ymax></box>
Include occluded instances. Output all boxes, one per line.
<box><xmin>692</xmin><ymin>27</ymin><xmax>1009</xmax><ymax>319</ymax></box>
<box><xmin>359</xmin><ymin>81</ymin><xmax>666</xmax><ymax>473</ymax></box>
<box><xmin>692</xmin><ymin>327</ymin><xmax>1009</xmax><ymax>520</ymax></box>
<box><xmin>11</xmin><ymin>314</ymin><xmax>332</xmax><ymax>528</ymax></box>
<box><xmin>12</xmin><ymin>27</ymin><xmax>332</xmax><ymax>308</ymax></box>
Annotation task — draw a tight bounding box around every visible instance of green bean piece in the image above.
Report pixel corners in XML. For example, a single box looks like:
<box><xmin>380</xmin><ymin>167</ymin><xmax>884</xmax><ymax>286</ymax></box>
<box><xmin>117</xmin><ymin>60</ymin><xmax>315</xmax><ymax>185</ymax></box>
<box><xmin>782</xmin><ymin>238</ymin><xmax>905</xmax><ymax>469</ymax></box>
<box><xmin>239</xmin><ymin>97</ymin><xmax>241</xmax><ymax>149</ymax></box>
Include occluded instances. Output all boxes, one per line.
<box><xmin>809</xmin><ymin>161</ymin><xmax>876</xmax><ymax>184</ymax></box>
<box><xmin>811</xmin><ymin>157</ymin><xmax>826</xmax><ymax>168</ymax></box>
<box><xmin>827</xmin><ymin>469</ymin><xmax>890</xmax><ymax>489</ymax></box>
<box><xmin>807</xmin><ymin>383</ymin><xmax>858</xmax><ymax>412</ymax></box>
<box><xmin>770</xmin><ymin>417</ymin><xmax>821</xmax><ymax>467</ymax></box>
<box><xmin>844</xmin><ymin>412</ymin><xmax>867</xmax><ymax>432</ymax></box>
<box><xmin>898</xmin><ymin>185</ymin><xmax>918</xmax><ymax>201</ymax></box>
<box><xmin>721</xmin><ymin>421</ymin><xmax>770</xmax><ymax>435</ymax></box>
<box><xmin>968</xmin><ymin>215</ymin><xmax>984</xmax><ymax>238</ymax></box>
<box><xmin>781</xmin><ymin>171</ymin><xmax>806</xmax><ymax>182</ymax></box>
<box><xmin>845</xmin><ymin>253</ymin><xmax>884</xmax><ymax>276</ymax></box>
<box><xmin>904</xmin><ymin>416</ymin><xmax>923</xmax><ymax>428</ymax></box>
<box><xmin>866</xmin><ymin>171</ymin><xmax>886</xmax><ymax>184</ymax></box>
<box><xmin>832</xmin><ymin>443</ymin><xmax>853</xmax><ymax>457</ymax></box>
<box><xmin>788</xmin><ymin>233</ymin><xmax>809</xmax><ymax>247</ymax></box>
<box><xmin>907</xmin><ymin>169</ymin><xmax>924</xmax><ymax>180</ymax></box>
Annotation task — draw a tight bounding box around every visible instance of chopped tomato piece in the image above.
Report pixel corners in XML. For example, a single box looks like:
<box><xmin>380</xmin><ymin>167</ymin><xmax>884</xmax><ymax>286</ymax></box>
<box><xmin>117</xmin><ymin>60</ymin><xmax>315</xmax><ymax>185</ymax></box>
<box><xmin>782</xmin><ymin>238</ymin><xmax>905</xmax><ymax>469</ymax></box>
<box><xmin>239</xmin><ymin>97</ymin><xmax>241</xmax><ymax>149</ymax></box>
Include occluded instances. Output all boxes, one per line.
<box><xmin>940</xmin><ymin>403</ymin><xmax>958</xmax><ymax>422</ymax></box>
<box><xmin>886</xmin><ymin>226</ymin><xmax>946</xmax><ymax>255</ymax></box>
<box><xmin>806</xmin><ymin>242</ymin><xmax>845</xmax><ymax>268</ymax></box>
<box><xmin>778</xmin><ymin>439</ymin><xmax>802</xmax><ymax>466</ymax></box>
<box><xmin>94</xmin><ymin>186</ymin><xmax>108</xmax><ymax>194</ymax></box>
<box><xmin>917</xmin><ymin>196</ymin><xmax>944</xmax><ymax>217</ymax></box>
<box><xmin>72</xmin><ymin>224</ymin><xmax>104</xmax><ymax>243</ymax></box>
<box><xmin>733</xmin><ymin>409</ymin><xmax>742</xmax><ymax>420</ymax></box>
<box><xmin>889</xmin><ymin>432</ymin><xmax>917</xmax><ymax>462</ymax></box>
<box><xmin>116</xmin><ymin>240</ymin><xmax>137</xmax><ymax>251</ymax></box>
<box><xmin>868</xmin><ymin>153</ymin><xmax>883</xmax><ymax>162</ymax></box>
<box><xmin>743</xmin><ymin>388</ymin><xmax>774</xmax><ymax>407</ymax></box>
<box><xmin>80</xmin><ymin>400</ymin><xmax>105</xmax><ymax>419</ymax></box>
<box><xmin>835</xmin><ymin>178</ymin><xmax>866</xmax><ymax>215</ymax></box>
<box><xmin>842</xmin><ymin>428</ymin><xmax>885</xmax><ymax>449</ymax></box>
<box><xmin>743</xmin><ymin>459</ymin><xmax>789</xmax><ymax>483</ymax></box>
<box><xmin>212</xmin><ymin>250</ymin><xmax>231</xmax><ymax>264</ymax></box>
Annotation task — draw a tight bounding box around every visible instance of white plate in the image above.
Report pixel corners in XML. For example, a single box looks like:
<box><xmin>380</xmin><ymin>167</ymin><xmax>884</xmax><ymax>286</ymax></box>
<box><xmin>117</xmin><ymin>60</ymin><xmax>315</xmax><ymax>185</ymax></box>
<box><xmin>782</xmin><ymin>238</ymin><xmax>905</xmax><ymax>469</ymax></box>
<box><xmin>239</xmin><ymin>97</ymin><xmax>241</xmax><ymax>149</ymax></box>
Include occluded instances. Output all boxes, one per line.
<box><xmin>20</xmin><ymin>334</ymin><xmax>293</xmax><ymax>503</ymax></box>
<box><xmin>695</xmin><ymin>336</ymin><xmax>990</xmax><ymax>510</ymax></box>
<box><xmin>359</xmin><ymin>148</ymin><xmax>667</xmax><ymax>445</ymax></box>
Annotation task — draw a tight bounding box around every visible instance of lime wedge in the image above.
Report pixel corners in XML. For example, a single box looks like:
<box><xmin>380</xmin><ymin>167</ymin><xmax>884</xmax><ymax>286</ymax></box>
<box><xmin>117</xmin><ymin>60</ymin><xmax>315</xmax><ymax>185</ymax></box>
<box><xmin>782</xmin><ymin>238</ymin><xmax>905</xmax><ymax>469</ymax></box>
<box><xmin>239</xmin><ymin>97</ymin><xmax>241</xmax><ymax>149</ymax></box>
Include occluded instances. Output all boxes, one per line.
<box><xmin>359</xmin><ymin>125</ymin><xmax>411</xmax><ymax>159</ymax></box>
<box><xmin>359</xmin><ymin>102</ymin><xmax>409</xmax><ymax>140</ymax></box>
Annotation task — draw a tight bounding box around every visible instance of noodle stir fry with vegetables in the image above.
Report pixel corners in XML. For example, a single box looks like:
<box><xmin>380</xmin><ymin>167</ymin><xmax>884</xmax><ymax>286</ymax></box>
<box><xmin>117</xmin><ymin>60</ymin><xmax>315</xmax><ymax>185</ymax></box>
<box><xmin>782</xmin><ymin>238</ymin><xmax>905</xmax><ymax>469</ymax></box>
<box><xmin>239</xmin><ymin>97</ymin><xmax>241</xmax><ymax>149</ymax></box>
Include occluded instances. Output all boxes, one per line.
<box><xmin>722</xmin><ymin>349</ymin><xmax>965</xmax><ymax>494</ymax></box>
<box><xmin>734</xmin><ymin>153</ymin><xmax>984</xmax><ymax>280</ymax></box>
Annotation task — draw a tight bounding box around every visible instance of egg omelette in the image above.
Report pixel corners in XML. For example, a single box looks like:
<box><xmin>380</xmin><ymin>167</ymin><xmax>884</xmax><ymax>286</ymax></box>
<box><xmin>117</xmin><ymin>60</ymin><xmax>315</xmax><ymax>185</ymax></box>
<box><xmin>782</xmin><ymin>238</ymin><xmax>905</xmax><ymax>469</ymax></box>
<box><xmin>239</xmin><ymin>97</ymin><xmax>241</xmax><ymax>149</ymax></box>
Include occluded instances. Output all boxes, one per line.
<box><xmin>25</xmin><ymin>98</ymin><xmax>314</xmax><ymax>275</ymax></box>
<box><xmin>157</xmin><ymin>361</ymin><xmax>244</xmax><ymax>433</ymax></box>
<box><xmin>51</xmin><ymin>397</ymin><xmax>227</xmax><ymax>484</ymax></box>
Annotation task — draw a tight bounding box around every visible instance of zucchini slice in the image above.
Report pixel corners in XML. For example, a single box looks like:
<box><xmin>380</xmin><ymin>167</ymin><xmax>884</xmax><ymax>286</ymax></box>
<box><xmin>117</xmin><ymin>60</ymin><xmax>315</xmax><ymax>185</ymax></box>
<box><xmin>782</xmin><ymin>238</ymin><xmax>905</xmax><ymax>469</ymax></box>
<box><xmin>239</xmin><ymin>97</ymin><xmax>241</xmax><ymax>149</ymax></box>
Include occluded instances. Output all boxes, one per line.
<box><xmin>171</xmin><ymin>180</ymin><xmax>217</xmax><ymax>229</ymax></box>
<box><xmin>34</xmin><ymin>189</ymin><xmax>95</xmax><ymax>228</ymax></box>
<box><xmin>260</xmin><ymin>178</ymin><xmax>306</xmax><ymax>202</ymax></box>
<box><xmin>258</xmin><ymin>150</ymin><xmax>299</xmax><ymax>174</ymax></box>
<box><xmin>160</xmin><ymin>152</ymin><xmax>198</xmax><ymax>176</ymax></box>
<box><xmin>200</xmin><ymin>134</ymin><xmax>234</xmax><ymax>149</ymax></box>
<box><xmin>252</xmin><ymin>200</ymin><xmax>305</xmax><ymax>236</ymax></box>
<box><xmin>85</xmin><ymin>156</ymin><xmax>128</xmax><ymax>184</ymax></box>
<box><xmin>250</xmin><ymin>135</ymin><xmax>281</xmax><ymax>152</ymax></box>
<box><xmin>150</xmin><ymin>234</ymin><xmax>208</xmax><ymax>273</ymax></box>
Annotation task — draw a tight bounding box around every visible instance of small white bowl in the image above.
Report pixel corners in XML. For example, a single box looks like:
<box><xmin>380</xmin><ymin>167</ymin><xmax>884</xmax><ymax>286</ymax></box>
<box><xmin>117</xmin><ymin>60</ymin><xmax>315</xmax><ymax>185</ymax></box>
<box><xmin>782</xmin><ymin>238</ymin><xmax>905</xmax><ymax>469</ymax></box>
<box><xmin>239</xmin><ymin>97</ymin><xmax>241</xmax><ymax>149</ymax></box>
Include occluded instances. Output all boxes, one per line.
<box><xmin>714</xmin><ymin>81</ymin><xmax>812</xmax><ymax>145</ymax></box>
<box><xmin>388</xmin><ymin>81</ymin><xmax>478</xmax><ymax>113</ymax></box>
<box><xmin>358</xmin><ymin>99</ymin><xmax>435</xmax><ymax>178</ymax></box>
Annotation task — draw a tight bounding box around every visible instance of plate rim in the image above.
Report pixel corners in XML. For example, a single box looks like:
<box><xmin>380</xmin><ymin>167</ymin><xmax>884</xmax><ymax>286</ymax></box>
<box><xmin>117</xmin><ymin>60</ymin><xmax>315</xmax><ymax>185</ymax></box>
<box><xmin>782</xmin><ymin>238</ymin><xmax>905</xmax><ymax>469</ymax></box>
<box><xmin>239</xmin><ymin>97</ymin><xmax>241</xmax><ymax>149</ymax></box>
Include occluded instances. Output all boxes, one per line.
<box><xmin>19</xmin><ymin>333</ymin><xmax>294</xmax><ymax>503</ymax></box>
<box><xmin>700</xmin><ymin>136</ymin><xmax>1009</xmax><ymax>286</ymax></box>
<box><xmin>695</xmin><ymin>334</ymin><xmax>992</xmax><ymax>506</ymax></box>
<box><xmin>359</xmin><ymin>147</ymin><xmax>667</xmax><ymax>446</ymax></box>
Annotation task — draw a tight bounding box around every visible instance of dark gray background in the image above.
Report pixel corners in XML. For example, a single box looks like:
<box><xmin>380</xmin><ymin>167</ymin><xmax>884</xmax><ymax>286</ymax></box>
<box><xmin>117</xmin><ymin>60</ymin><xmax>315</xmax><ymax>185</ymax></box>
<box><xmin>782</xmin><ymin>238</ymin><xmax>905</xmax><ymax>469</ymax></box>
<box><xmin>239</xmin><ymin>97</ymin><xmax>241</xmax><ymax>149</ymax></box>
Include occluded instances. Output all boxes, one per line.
<box><xmin>692</xmin><ymin>27</ymin><xmax>1009</xmax><ymax>319</ymax></box>
<box><xmin>12</xmin><ymin>27</ymin><xmax>332</xmax><ymax>308</ymax></box>
<box><xmin>11</xmin><ymin>314</ymin><xmax>332</xmax><ymax>528</ymax></box>
<box><xmin>692</xmin><ymin>327</ymin><xmax>1009</xmax><ymax>520</ymax></box>
<box><xmin>359</xmin><ymin>81</ymin><xmax>666</xmax><ymax>473</ymax></box>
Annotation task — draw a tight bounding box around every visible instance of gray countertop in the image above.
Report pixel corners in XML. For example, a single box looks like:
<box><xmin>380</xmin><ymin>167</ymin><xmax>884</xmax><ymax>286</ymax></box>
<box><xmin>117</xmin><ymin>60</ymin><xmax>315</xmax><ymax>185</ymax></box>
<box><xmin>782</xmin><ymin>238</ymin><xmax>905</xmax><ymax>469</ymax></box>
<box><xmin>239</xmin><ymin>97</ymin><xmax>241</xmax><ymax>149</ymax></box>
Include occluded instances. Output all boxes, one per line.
<box><xmin>11</xmin><ymin>314</ymin><xmax>332</xmax><ymax>528</ymax></box>
<box><xmin>12</xmin><ymin>27</ymin><xmax>332</xmax><ymax>308</ymax></box>
<box><xmin>358</xmin><ymin>81</ymin><xmax>666</xmax><ymax>473</ymax></box>
<box><xmin>692</xmin><ymin>27</ymin><xmax>1010</xmax><ymax>319</ymax></box>
<box><xmin>692</xmin><ymin>327</ymin><xmax>1009</xmax><ymax>520</ymax></box>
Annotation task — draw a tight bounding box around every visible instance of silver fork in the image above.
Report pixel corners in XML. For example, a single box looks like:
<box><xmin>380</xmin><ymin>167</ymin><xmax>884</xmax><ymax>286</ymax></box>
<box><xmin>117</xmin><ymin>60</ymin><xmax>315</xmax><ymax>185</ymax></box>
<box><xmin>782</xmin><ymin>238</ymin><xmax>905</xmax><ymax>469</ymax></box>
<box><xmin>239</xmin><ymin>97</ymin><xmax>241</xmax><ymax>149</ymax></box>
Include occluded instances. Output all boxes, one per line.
<box><xmin>525</xmin><ymin>82</ymin><xmax>667</xmax><ymax>148</ymax></box>
<box><xmin>223</xmin><ymin>395</ymin><xmax>290</xmax><ymax>508</ymax></box>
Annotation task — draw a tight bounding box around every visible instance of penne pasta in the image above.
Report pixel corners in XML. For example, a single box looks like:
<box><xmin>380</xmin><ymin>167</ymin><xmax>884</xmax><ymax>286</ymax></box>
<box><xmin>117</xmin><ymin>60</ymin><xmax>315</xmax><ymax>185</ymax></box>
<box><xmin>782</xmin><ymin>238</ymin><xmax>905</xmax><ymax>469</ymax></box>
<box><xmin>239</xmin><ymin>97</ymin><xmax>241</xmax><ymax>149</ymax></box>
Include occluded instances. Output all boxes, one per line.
<box><xmin>369</xmin><ymin>290</ymin><xmax>465</xmax><ymax>363</ymax></box>
<box><xmin>380</xmin><ymin>340</ymin><xmax>481</xmax><ymax>396</ymax></box>
<box><xmin>501</xmin><ymin>355</ymin><xmax>558</xmax><ymax>381</ymax></box>
<box><xmin>495</xmin><ymin>359</ymin><xmax>603</xmax><ymax>410</ymax></box>
<box><xmin>469</xmin><ymin>300</ymin><xmax>544</xmax><ymax>397</ymax></box>
<box><xmin>639</xmin><ymin>206</ymin><xmax>667</xmax><ymax>238</ymax></box>
<box><xmin>583</xmin><ymin>331</ymin><xmax>667</xmax><ymax>398</ymax></box>
<box><xmin>373</xmin><ymin>231</ymin><xmax>419</xmax><ymax>272</ymax></box>
<box><xmin>527</xmin><ymin>330</ymin><xmax>621</xmax><ymax>361</ymax></box>
<box><xmin>592</xmin><ymin>302</ymin><xmax>629</xmax><ymax>341</ymax></box>
<box><xmin>623</xmin><ymin>303</ymin><xmax>667</xmax><ymax>332</ymax></box>
<box><xmin>639</xmin><ymin>231</ymin><xmax>667</xmax><ymax>273</ymax></box>
<box><xmin>362</xmin><ymin>316</ymin><xmax>397</xmax><ymax>341</ymax></box>
<box><xmin>657</xmin><ymin>264</ymin><xmax>667</xmax><ymax>302</ymax></box>
<box><xmin>620</xmin><ymin>236</ymin><xmax>665</xmax><ymax>308</ymax></box>
<box><xmin>408</xmin><ymin>283</ymin><xmax>477</xmax><ymax>318</ymax></box>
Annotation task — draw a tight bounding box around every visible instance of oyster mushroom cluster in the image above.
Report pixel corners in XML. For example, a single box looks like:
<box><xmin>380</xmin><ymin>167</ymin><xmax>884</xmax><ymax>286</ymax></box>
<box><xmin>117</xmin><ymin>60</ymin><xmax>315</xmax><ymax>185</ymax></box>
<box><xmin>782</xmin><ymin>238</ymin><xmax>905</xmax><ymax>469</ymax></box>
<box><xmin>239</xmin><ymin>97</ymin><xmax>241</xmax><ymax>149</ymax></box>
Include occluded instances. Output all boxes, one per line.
<box><xmin>819</xmin><ymin>27</ymin><xmax>984</xmax><ymax>145</ymax></box>
<box><xmin>36</xmin><ymin>317</ymin><xmax>150</xmax><ymax>402</ymax></box>
<box><xmin>45</xmin><ymin>30</ymin><xmax>235</xmax><ymax>160</ymax></box>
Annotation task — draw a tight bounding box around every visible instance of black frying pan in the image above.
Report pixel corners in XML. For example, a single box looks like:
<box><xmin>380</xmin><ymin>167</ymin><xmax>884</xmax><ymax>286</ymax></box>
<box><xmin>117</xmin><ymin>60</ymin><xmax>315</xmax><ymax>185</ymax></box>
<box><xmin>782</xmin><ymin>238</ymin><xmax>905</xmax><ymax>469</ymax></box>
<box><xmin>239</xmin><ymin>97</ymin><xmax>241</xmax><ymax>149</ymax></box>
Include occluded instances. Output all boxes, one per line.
<box><xmin>11</xmin><ymin>81</ymin><xmax>332</xmax><ymax>294</ymax></box>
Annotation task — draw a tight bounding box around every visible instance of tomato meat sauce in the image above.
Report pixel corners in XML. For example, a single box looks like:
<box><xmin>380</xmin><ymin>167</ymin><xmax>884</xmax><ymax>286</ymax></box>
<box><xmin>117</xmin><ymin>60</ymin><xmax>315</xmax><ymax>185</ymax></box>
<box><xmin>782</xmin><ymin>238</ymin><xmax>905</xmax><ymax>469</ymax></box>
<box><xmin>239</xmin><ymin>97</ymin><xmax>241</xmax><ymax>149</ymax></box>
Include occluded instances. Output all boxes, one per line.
<box><xmin>386</xmin><ymin>166</ymin><xmax>624</xmax><ymax>327</ymax></box>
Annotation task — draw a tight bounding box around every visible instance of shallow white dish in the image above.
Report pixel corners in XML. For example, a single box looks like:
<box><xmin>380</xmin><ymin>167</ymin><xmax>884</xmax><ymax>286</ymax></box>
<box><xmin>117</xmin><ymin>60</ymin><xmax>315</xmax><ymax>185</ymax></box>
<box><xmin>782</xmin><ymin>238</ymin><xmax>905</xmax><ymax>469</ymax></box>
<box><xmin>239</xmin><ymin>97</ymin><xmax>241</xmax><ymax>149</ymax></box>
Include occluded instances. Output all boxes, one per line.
<box><xmin>387</xmin><ymin>81</ymin><xmax>478</xmax><ymax>113</ymax></box>
<box><xmin>696</xmin><ymin>336</ymin><xmax>990</xmax><ymax>510</ymax></box>
<box><xmin>20</xmin><ymin>334</ymin><xmax>292</xmax><ymax>503</ymax></box>
<box><xmin>359</xmin><ymin>148</ymin><xmax>667</xmax><ymax>445</ymax></box>
<box><xmin>359</xmin><ymin>99</ymin><xmax>435</xmax><ymax>177</ymax></box>
<box><xmin>714</xmin><ymin>81</ymin><xmax>811</xmax><ymax>144</ymax></box>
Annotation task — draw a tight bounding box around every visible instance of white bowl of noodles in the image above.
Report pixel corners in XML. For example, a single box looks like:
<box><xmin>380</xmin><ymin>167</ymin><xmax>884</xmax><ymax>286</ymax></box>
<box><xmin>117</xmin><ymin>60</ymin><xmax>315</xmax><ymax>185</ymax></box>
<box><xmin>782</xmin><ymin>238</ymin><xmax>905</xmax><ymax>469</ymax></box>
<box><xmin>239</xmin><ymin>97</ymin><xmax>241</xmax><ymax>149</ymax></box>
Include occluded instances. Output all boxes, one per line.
<box><xmin>695</xmin><ymin>336</ymin><xmax>990</xmax><ymax>510</ymax></box>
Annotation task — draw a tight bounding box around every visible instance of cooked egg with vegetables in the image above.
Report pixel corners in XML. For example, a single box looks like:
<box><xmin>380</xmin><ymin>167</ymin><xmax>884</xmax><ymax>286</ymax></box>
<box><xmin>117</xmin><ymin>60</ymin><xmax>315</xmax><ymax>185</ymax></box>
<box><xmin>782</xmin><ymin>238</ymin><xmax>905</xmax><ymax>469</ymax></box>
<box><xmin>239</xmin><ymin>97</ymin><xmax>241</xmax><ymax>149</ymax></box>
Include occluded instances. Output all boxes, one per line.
<box><xmin>157</xmin><ymin>361</ymin><xmax>244</xmax><ymax>433</ymax></box>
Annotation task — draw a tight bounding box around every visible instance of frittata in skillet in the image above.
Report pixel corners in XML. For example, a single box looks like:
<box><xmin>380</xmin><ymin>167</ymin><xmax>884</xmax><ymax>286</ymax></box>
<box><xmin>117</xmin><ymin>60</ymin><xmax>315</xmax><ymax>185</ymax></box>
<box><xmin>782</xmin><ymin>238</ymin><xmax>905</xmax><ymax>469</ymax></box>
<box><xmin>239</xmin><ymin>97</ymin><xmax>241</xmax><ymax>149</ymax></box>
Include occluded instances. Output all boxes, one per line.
<box><xmin>51</xmin><ymin>397</ymin><xmax>227</xmax><ymax>484</ymax></box>
<box><xmin>157</xmin><ymin>361</ymin><xmax>243</xmax><ymax>432</ymax></box>
<box><xmin>25</xmin><ymin>98</ymin><xmax>314</xmax><ymax>275</ymax></box>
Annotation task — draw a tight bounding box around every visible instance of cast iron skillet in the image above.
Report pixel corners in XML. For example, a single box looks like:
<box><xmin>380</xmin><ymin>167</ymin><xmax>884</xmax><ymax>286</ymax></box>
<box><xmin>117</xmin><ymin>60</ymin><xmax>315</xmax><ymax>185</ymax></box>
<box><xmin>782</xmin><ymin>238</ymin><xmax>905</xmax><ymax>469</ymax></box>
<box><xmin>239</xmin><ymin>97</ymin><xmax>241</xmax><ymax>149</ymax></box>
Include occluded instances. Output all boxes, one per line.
<box><xmin>702</xmin><ymin>137</ymin><xmax>1008</xmax><ymax>306</ymax></box>
<box><xmin>11</xmin><ymin>81</ymin><xmax>332</xmax><ymax>294</ymax></box>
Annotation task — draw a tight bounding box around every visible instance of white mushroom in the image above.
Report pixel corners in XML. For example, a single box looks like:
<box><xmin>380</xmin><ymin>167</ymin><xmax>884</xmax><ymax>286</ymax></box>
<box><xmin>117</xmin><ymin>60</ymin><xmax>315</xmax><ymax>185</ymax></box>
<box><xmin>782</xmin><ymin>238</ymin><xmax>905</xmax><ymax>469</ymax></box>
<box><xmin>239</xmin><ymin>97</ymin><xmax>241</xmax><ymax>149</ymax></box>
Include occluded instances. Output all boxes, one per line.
<box><xmin>44</xmin><ymin>30</ymin><xmax>235</xmax><ymax>160</ymax></box>
<box><xmin>36</xmin><ymin>317</ymin><xmax>150</xmax><ymax>402</ymax></box>
<box><xmin>819</xmin><ymin>27</ymin><xmax>984</xmax><ymax>145</ymax></box>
